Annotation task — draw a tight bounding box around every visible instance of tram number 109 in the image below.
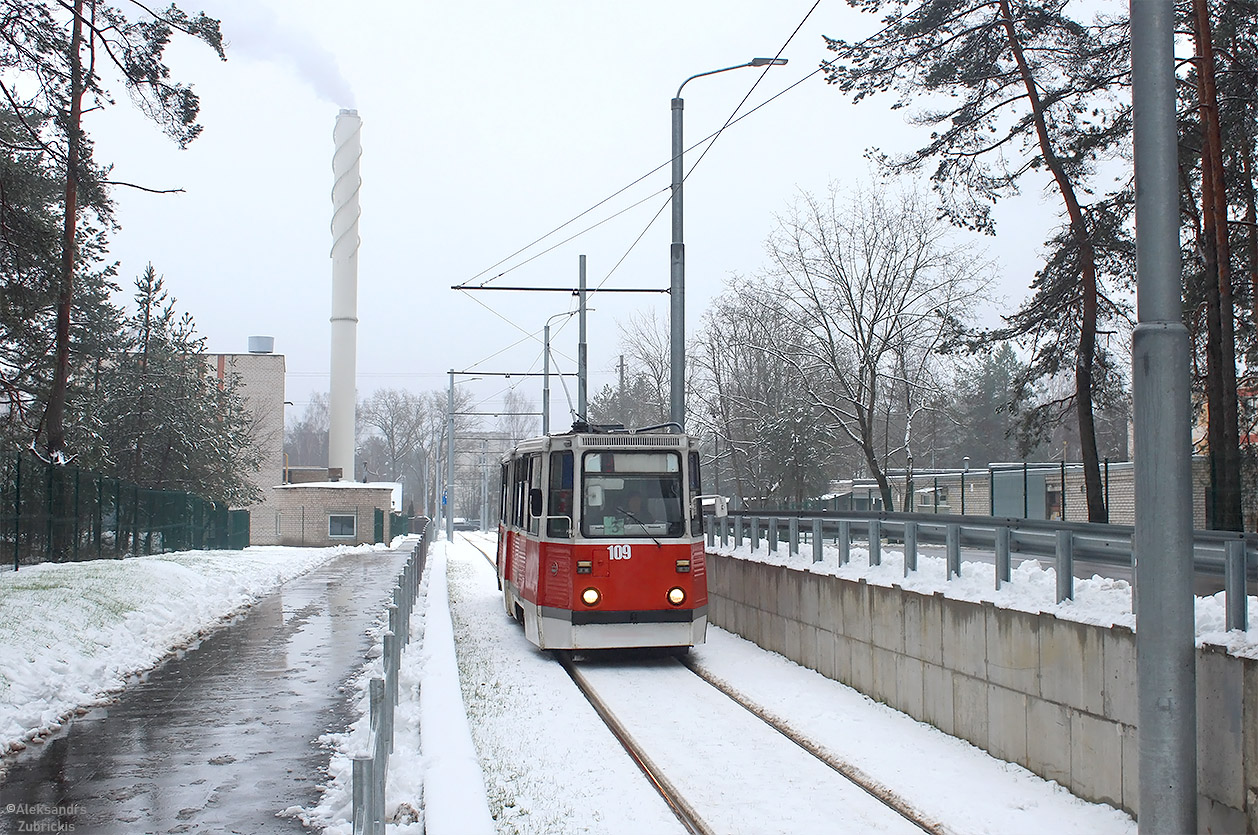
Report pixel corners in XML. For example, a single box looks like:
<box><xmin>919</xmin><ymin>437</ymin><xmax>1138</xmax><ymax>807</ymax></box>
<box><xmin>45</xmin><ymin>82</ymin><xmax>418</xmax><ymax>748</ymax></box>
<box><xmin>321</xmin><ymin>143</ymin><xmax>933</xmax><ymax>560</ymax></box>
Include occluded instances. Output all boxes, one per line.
<box><xmin>608</xmin><ymin>544</ymin><xmax>633</xmax><ymax>561</ymax></box>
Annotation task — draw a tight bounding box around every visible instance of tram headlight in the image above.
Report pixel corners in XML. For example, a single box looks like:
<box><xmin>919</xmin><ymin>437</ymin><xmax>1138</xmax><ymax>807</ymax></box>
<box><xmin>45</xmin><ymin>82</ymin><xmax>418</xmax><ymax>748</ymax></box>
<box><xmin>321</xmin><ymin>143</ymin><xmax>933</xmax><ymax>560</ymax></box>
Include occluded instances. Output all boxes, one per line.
<box><xmin>581</xmin><ymin>587</ymin><xmax>601</xmax><ymax>607</ymax></box>
<box><xmin>667</xmin><ymin>587</ymin><xmax>686</xmax><ymax>606</ymax></box>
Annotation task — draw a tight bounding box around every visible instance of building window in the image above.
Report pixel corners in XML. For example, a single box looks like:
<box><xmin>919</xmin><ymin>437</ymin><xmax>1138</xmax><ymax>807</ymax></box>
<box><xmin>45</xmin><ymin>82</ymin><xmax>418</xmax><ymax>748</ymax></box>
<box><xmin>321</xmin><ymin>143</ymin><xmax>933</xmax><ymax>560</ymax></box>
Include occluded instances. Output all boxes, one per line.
<box><xmin>329</xmin><ymin>514</ymin><xmax>356</xmax><ymax>538</ymax></box>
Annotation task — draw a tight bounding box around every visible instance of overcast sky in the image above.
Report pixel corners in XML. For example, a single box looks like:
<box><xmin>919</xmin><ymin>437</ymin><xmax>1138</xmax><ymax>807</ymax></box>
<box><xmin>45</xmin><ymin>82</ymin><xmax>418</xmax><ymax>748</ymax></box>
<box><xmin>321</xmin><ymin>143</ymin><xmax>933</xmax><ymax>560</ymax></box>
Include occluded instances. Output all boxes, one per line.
<box><xmin>89</xmin><ymin>0</ymin><xmax>1057</xmax><ymax>424</ymax></box>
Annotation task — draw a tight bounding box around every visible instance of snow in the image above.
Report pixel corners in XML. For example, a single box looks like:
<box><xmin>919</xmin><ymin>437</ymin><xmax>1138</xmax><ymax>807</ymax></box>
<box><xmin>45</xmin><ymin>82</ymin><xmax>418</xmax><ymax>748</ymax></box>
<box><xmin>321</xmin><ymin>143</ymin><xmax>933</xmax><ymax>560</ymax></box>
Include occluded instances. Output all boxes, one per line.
<box><xmin>432</xmin><ymin>535</ymin><xmax>1137</xmax><ymax>834</ymax></box>
<box><xmin>0</xmin><ymin>544</ymin><xmax>374</xmax><ymax>755</ymax></box>
<box><xmin>5</xmin><ymin>527</ymin><xmax>1225</xmax><ymax>832</ymax></box>
<box><xmin>709</xmin><ymin>537</ymin><xmax>1258</xmax><ymax>658</ymax></box>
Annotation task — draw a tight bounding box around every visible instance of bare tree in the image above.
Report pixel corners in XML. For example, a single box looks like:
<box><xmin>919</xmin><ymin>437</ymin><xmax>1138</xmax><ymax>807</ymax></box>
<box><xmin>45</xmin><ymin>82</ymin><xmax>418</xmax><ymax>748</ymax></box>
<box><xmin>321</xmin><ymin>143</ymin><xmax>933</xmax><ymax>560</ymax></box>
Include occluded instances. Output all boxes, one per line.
<box><xmin>359</xmin><ymin>388</ymin><xmax>428</xmax><ymax>480</ymax></box>
<box><xmin>693</xmin><ymin>278</ymin><xmax>840</xmax><ymax>508</ymax></box>
<box><xmin>757</xmin><ymin>182</ymin><xmax>992</xmax><ymax>510</ymax></box>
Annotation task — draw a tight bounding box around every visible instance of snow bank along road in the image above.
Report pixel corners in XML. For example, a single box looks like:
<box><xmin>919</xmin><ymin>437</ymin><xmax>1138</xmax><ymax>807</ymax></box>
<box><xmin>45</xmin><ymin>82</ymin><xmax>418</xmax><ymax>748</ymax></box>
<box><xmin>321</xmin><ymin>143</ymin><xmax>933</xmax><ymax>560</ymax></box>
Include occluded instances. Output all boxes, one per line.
<box><xmin>448</xmin><ymin>534</ymin><xmax>1134</xmax><ymax>835</ymax></box>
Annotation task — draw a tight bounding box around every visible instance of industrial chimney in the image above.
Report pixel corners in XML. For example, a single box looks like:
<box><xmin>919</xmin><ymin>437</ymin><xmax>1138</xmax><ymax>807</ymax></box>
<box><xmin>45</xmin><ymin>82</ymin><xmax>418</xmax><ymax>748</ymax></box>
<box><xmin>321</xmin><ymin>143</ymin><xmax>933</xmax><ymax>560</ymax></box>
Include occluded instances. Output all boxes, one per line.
<box><xmin>329</xmin><ymin>109</ymin><xmax>361</xmax><ymax>481</ymax></box>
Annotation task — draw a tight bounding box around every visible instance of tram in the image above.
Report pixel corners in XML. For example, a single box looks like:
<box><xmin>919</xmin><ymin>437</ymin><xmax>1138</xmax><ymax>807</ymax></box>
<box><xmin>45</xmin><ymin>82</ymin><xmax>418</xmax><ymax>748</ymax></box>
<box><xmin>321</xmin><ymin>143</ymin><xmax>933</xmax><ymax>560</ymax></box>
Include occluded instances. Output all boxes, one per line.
<box><xmin>495</xmin><ymin>424</ymin><xmax>724</xmax><ymax>651</ymax></box>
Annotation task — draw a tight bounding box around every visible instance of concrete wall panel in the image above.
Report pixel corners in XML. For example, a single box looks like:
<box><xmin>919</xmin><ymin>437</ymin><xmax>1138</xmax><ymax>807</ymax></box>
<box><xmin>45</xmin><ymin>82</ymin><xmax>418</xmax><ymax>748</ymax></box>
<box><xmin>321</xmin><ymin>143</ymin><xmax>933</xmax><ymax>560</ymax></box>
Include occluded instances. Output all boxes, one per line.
<box><xmin>941</xmin><ymin>598</ymin><xmax>987</xmax><ymax>680</ymax></box>
<box><xmin>921</xmin><ymin>662</ymin><xmax>955</xmax><ymax>737</ymax></box>
<box><xmin>1070</xmin><ymin>711</ymin><xmax>1123</xmax><ymax>807</ymax></box>
<box><xmin>903</xmin><ymin>591</ymin><xmax>944</xmax><ymax>666</ymax></box>
<box><xmin>951</xmin><ymin>673</ymin><xmax>990</xmax><ymax>750</ymax></box>
<box><xmin>1102</xmin><ymin>626</ymin><xmax>1137</xmax><ymax>727</ymax></box>
<box><xmin>1197</xmin><ymin>644</ymin><xmax>1245</xmax><ymax>811</ymax></box>
<box><xmin>1040</xmin><ymin>616</ymin><xmax>1104</xmax><ymax>715</ymax></box>
<box><xmin>871</xmin><ymin>585</ymin><xmax>906</xmax><ymax>654</ymax></box>
<box><xmin>986</xmin><ymin>604</ymin><xmax>1039</xmax><ymax>695</ymax></box>
<box><xmin>1027</xmin><ymin>697</ymin><xmax>1072</xmax><ymax>787</ymax></box>
<box><xmin>987</xmin><ymin>684</ymin><xmax>1029</xmax><ymax>767</ymax></box>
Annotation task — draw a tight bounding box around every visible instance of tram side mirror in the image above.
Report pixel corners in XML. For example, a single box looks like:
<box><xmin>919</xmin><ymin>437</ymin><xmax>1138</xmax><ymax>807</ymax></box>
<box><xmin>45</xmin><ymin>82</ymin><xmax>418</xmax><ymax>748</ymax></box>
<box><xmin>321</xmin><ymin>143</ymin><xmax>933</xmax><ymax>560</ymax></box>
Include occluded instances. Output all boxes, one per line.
<box><xmin>529</xmin><ymin>488</ymin><xmax>543</xmax><ymax>518</ymax></box>
<box><xmin>696</xmin><ymin>495</ymin><xmax>729</xmax><ymax>518</ymax></box>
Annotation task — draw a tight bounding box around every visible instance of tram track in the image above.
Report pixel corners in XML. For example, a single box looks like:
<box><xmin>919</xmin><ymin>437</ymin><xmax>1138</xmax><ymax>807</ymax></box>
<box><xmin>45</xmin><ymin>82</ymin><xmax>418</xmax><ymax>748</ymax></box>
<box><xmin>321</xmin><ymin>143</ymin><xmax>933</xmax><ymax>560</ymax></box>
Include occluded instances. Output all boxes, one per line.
<box><xmin>459</xmin><ymin>531</ymin><xmax>945</xmax><ymax>834</ymax></box>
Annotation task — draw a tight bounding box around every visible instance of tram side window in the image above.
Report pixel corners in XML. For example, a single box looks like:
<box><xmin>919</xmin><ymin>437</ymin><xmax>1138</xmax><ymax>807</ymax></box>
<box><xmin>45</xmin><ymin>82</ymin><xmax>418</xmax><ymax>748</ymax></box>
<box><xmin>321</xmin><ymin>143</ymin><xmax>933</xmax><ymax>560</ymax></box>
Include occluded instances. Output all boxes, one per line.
<box><xmin>689</xmin><ymin>450</ymin><xmax>703</xmax><ymax>534</ymax></box>
<box><xmin>511</xmin><ymin>457</ymin><xmax>529</xmax><ymax>529</ymax></box>
<box><xmin>547</xmin><ymin>450</ymin><xmax>574</xmax><ymax>538</ymax></box>
<box><xmin>499</xmin><ymin>463</ymin><xmax>509</xmax><ymax>524</ymax></box>
<box><xmin>526</xmin><ymin>453</ymin><xmax>542</xmax><ymax>535</ymax></box>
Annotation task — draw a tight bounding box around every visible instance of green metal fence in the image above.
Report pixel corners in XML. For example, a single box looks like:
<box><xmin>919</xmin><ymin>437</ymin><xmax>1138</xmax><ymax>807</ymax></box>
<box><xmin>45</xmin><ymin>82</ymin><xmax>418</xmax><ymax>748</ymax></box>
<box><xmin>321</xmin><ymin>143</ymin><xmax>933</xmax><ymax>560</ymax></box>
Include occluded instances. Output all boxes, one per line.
<box><xmin>1</xmin><ymin>453</ymin><xmax>237</xmax><ymax>569</ymax></box>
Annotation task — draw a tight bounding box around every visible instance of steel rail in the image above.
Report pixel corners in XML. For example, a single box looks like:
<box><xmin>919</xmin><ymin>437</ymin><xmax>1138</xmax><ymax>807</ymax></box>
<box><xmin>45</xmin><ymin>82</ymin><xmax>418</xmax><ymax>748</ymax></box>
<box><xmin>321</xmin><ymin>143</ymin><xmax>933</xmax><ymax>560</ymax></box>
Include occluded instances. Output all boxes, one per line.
<box><xmin>557</xmin><ymin>653</ymin><xmax>717</xmax><ymax>835</ymax></box>
<box><xmin>679</xmin><ymin>657</ymin><xmax>948</xmax><ymax>835</ymax></box>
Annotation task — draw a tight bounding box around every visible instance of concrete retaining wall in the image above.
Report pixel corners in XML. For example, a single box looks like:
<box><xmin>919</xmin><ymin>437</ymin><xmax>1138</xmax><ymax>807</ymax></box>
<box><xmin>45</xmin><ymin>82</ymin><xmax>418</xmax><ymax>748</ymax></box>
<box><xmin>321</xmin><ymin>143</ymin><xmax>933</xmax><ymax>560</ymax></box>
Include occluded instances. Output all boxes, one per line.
<box><xmin>707</xmin><ymin>553</ymin><xmax>1258</xmax><ymax>832</ymax></box>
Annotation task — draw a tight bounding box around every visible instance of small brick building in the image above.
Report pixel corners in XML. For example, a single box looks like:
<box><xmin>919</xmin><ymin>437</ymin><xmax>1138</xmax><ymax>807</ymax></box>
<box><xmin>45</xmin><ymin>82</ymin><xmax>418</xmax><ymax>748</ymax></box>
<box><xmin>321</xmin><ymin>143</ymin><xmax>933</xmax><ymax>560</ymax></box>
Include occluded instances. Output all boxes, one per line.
<box><xmin>204</xmin><ymin>339</ymin><xmax>394</xmax><ymax>547</ymax></box>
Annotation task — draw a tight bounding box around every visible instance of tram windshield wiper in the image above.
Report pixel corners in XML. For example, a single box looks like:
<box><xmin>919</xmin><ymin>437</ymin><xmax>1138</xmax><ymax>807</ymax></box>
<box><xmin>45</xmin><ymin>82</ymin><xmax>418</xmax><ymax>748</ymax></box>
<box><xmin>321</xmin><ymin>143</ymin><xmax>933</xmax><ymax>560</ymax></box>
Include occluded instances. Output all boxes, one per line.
<box><xmin>614</xmin><ymin>505</ymin><xmax>662</xmax><ymax>547</ymax></box>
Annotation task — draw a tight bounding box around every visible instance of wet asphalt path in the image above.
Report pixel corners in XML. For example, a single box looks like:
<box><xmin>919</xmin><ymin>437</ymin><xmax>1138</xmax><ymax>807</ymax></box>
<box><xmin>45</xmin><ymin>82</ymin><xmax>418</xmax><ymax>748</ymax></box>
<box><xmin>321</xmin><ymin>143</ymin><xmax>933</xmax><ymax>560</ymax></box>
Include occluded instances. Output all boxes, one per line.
<box><xmin>0</xmin><ymin>542</ymin><xmax>417</xmax><ymax>835</ymax></box>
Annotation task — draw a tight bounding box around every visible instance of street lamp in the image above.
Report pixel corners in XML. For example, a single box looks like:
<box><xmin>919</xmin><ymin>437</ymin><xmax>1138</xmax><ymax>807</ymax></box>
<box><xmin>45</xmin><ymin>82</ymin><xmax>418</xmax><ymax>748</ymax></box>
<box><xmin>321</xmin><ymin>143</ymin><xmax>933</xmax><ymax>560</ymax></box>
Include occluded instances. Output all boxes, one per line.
<box><xmin>670</xmin><ymin>57</ymin><xmax>787</xmax><ymax>431</ymax></box>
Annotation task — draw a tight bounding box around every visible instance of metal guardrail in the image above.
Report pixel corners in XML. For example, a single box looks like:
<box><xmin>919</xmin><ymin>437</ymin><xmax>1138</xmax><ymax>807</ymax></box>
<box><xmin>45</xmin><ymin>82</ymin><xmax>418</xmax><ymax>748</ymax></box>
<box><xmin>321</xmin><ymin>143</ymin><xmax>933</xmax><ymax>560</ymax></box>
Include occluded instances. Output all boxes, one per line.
<box><xmin>352</xmin><ymin>521</ymin><xmax>430</xmax><ymax>835</ymax></box>
<box><xmin>706</xmin><ymin>509</ymin><xmax>1254</xmax><ymax>632</ymax></box>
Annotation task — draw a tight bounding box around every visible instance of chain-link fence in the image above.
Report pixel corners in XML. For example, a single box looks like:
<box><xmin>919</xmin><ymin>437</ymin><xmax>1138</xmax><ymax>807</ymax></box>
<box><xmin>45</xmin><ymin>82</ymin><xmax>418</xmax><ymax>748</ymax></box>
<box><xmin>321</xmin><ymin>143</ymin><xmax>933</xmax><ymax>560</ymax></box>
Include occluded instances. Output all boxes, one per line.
<box><xmin>0</xmin><ymin>453</ymin><xmax>237</xmax><ymax>568</ymax></box>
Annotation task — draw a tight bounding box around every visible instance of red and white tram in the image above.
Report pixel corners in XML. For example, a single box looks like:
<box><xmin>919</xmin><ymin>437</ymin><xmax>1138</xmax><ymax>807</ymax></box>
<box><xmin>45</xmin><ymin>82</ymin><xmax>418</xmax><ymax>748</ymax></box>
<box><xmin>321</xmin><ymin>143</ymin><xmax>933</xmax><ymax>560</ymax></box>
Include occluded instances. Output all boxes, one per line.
<box><xmin>495</xmin><ymin>426</ymin><xmax>720</xmax><ymax>650</ymax></box>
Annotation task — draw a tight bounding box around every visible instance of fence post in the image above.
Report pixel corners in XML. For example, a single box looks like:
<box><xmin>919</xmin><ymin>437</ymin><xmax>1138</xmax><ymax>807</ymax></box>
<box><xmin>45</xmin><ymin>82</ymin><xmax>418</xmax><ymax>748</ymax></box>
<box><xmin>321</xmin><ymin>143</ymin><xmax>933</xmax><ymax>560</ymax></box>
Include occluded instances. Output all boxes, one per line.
<box><xmin>768</xmin><ymin>518</ymin><xmax>778</xmax><ymax>553</ymax></box>
<box><xmin>904</xmin><ymin>521</ymin><xmax>917</xmax><ymax>576</ymax></box>
<box><xmin>811</xmin><ymin>518</ymin><xmax>823</xmax><ymax>563</ymax></box>
<box><xmin>788</xmin><ymin>517</ymin><xmax>799</xmax><ymax>556</ymax></box>
<box><xmin>707</xmin><ymin>515</ymin><xmax>715</xmax><ymax>548</ymax></box>
<box><xmin>750</xmin><ymin>516</ymin><xmax>760</xmax><ymax>552</ymax></box>
<box><xmin>839</xmin><ymin>520</ymin><xmax>851</xmax><ymax>565</ymax></box>
<box><xmin>1056</xmin><ymin>530</ymin><xmax>1074</xmax><ymax>602</ymax></box>
<box><xmin>947</xmin><ymin>524</ymin><xmax>961</xmax><ymax>579</ymax></box>
<box><xmin>12</xmin><ymin>455</ymin><xmax>20</xmax><ymax>570</ymax></box>
<box><xmin>1225</xmin><ymin>540</ymin><xmax>1248</xmax><ymax>632</ymax></box>
<box><xmin>868</xmin><ymin>519</ymin><xmax>881</xmax><ymax>566</ymax></box>
<box><xmin>734</xmin><ymin>516</ymin><xmax>743</xmax><ymax>548</ymax></box>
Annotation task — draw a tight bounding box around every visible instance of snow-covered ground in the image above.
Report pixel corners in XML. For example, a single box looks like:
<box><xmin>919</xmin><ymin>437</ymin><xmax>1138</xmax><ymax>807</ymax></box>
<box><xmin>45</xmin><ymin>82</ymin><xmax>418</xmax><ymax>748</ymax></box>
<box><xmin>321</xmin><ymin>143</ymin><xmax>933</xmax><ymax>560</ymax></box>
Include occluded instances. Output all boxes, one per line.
<box><xmin>0</xmin><ymin>544</ymin><xmax>374</xmax><ymax>756</ymax></box>
<box><xmin>409</xmin><ymin>536</ymin><xmax>1136</xmax><ymax>834</ymax></box>
<box><xmin>4</xmin><ymin>529</ymin><xmax>1245</xmax><ymax>833</ymax></box>
<box><xmin>711</xmin><ymin>536</ymin><xmax>1258</xmax><ymax>658</ymax></box>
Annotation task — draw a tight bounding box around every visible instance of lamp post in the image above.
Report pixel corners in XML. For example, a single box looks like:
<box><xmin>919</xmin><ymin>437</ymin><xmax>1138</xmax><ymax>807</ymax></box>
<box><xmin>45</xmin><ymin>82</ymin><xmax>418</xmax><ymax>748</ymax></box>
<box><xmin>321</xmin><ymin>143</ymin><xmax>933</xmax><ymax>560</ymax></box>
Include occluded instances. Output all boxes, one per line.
<box><xmin>543</xmin><ymin>310</ymin><xmax>580</xmax><ymax>435</ymax></box>
<box><xmin>670</xmin><ymin>57</ymin><xmax>786</xmax><ymax>431</ymax></box>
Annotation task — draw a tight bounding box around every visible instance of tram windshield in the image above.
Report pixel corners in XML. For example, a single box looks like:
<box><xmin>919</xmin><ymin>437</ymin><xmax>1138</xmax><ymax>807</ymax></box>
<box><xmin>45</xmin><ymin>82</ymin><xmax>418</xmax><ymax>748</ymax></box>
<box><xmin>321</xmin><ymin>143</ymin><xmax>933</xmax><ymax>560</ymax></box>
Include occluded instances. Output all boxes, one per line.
<box><xmin>581</xmin><ymin>450</ymin><xmax>685</xmax><ymax>537</ymax></box>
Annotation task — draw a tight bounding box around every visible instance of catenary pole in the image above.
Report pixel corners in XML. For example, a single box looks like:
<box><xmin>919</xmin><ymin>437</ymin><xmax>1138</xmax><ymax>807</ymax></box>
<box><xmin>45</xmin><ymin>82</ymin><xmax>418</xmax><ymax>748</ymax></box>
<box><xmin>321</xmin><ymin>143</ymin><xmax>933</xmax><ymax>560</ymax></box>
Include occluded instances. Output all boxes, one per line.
<box><xmin>446</xmin><ymin>371</ymin><xmax>455</xmax><ymax>543</ymax></box>
<box><xmin>1131</xmin><ymin>0</ymin><xmax>1196</xmax><ymax>829</ymax></box>
<box><xmin>578</xmin><ymin>255</ymin><xmax>588</xmax><ymax>420</ymax></box>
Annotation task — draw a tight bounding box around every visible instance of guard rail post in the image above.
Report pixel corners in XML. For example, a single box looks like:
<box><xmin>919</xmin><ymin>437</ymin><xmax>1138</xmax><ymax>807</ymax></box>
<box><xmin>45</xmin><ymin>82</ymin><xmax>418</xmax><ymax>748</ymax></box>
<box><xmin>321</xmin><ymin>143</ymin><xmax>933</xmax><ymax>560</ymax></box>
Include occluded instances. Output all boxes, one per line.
<box><xmin>839</xmin><ymin>520</ymin><xmax>851</xmax><ymax>565</ymax></box>
<box><xmin>720</xmin><ymin>516</ymin><xmax>729</xmax><ymax>547</ymax></box>
<box><xmin>734</xmin><ymin>516</ymin><xmax>743</xmax><ymax>548</ymax></box>
<box><xmin>1056</xmin><ymin>530</ymin><xmax>1074</xmax><ymax>602</ymax></box>
<box><xmin>946</xmin><ymin>524</ymin><xmax>961</xmax><ymax>579</ymax></box>
<box><xmin>768</xmin><ymin>518</ymin><xmax>779</xmax><ymax>554</ymax></box>
<box><xmin>904</xmin><ymin>521</ymin><xmax>917</xmax><ymax>576</ymax></box>
<box><xmin>788</xmin><ymin>516</ymin><xmax>799</xmax><ymax>556</ymax></box>
<box><xmin>751</xmin><ymin>516</ymin><xmax>760</xmax><ymax>552</ymax></box>
<box><xmin>706</xmin><ymin>515</ymin><xmax>715</xmax><ymax>548</ymax></box>
<box><xmin>1225</xmin><ymin>539</ymin><xmax>1248</xmax><ymax>632</ymax></box>
<box><xmin>811</xmin><ymin>518</ymin><xmax>823</xmax><ymax>563</ymax></box>
<box><xmin>351</xmin><ymin>533</ymin><xmax>429</xmax><ymax>835</ymax></box>
<box><xmin>868</xmin><ymin>519</ymin><xmax>881</xmax><ymax>566</ymax></box>
<box><xmin>995</xmin><ymin>526</ymin><xmax>1011</xmax><ymax>589</ymax></box>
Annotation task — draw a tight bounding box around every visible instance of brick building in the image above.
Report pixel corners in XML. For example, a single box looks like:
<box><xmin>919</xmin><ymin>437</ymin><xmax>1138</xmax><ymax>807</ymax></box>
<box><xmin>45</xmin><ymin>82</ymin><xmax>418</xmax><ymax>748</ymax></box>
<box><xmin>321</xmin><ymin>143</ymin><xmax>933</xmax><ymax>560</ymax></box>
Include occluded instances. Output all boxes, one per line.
<box><xmin>205</xmin><ymin>338</ymin><xmax>393</xmax><ymax>547</ymax></box>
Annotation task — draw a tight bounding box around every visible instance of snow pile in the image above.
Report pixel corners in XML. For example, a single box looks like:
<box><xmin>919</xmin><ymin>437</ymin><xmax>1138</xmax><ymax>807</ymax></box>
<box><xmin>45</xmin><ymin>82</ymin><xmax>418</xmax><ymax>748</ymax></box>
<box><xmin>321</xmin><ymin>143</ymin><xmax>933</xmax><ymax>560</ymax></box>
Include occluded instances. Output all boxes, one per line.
<box><xmin>712</xmin><ymin>538</ymin><xmax>1258</xmax><ymax>657</ymax></box>
<box><xmin>0</xmin><ymin>545</ymin><xmax>364</xmax><ymax>755</ymax></box>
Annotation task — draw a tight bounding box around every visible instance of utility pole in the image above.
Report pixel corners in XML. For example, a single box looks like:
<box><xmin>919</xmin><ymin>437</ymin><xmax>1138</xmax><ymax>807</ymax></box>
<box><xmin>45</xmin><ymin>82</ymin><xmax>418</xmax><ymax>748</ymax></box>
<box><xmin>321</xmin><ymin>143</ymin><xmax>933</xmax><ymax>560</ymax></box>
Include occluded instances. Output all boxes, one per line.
<box><xmin>1131</xmin><ymin>0</ymin><xmax>1197</xmax><ymax>829</ymax></box>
